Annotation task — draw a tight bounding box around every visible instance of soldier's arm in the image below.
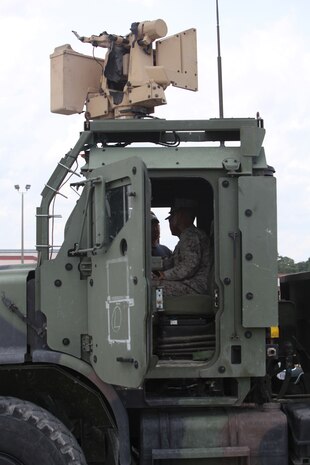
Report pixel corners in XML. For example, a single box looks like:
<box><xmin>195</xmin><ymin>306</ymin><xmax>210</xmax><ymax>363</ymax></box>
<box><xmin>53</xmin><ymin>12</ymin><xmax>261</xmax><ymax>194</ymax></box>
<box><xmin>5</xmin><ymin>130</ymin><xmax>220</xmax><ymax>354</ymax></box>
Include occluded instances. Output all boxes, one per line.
<box><xmin>163</xmin><ymin>233</ymin><xmax>201</xmax><ymax>281</ymax></box>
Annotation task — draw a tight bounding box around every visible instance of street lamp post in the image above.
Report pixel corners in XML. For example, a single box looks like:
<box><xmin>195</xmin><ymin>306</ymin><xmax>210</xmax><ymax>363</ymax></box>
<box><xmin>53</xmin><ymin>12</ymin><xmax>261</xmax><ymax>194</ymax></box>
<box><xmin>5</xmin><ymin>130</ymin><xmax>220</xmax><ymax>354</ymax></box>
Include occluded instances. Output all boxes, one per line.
<box><xmin>14</xmin><ymin>184</ymin><xmax>31</xmax><ymax>264</ymax></box>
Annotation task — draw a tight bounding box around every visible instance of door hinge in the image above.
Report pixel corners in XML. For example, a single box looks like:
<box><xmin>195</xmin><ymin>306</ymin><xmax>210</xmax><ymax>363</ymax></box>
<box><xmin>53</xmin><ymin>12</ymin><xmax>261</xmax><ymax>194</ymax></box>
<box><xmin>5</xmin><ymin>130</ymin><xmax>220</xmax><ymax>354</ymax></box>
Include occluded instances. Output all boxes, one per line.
<box><xmin>81</xmin><ymin>334</ymin><xmax>93</xmax><ymax>361</ymax></box>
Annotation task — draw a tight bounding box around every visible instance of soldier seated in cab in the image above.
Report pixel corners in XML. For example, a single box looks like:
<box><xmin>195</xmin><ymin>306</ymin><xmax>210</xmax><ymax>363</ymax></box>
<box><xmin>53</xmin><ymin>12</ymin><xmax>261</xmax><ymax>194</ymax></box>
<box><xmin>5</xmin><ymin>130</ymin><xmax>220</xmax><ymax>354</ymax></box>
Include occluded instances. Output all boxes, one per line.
<box><xmin>152</xmin><ymin>199</ymin><xmax>210</xmax><ymax>297</ymax></box>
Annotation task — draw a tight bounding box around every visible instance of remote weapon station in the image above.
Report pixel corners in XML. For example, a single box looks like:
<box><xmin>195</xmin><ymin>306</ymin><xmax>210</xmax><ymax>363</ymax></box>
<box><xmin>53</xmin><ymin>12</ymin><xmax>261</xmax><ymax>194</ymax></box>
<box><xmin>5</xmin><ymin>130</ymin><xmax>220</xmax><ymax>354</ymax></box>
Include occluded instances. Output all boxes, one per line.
<box><xmin>1</xmin><ymin>16</ymin><xmax>310</xmax><ymax>465</ymax></box>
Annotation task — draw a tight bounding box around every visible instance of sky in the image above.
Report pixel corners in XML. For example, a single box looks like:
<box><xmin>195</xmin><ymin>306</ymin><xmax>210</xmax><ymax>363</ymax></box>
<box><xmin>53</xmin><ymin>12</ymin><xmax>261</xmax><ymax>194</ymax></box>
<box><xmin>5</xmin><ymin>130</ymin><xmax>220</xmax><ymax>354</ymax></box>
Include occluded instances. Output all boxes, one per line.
<box><xmin>0</xmin><ymin>0</ymin><xmax>309</xmax><ymax>261</ymax></box>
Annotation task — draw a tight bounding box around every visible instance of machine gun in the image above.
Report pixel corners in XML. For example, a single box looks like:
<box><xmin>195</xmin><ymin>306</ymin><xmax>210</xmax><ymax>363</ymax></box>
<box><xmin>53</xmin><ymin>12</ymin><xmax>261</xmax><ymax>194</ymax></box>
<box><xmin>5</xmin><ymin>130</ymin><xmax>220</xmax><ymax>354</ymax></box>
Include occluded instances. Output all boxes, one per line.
<box><xmin>51</xmin><ymin>19</ymin><xmax>197</xmax><ymax>119</ymax></box>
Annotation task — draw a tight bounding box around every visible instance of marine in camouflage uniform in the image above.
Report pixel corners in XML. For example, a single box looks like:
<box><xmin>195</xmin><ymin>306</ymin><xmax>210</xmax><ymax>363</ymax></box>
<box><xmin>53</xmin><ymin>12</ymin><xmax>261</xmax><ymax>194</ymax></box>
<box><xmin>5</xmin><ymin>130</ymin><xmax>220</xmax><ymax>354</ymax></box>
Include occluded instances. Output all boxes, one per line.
<box><xmin>151</xmin><ymin>211</ymin><xmax>172</xmax><ymax>258</ymax></box>
<box><xmin>152</xmin><ymin>201</ymin><xmax>210</xmax><ymax>297</ymax></box>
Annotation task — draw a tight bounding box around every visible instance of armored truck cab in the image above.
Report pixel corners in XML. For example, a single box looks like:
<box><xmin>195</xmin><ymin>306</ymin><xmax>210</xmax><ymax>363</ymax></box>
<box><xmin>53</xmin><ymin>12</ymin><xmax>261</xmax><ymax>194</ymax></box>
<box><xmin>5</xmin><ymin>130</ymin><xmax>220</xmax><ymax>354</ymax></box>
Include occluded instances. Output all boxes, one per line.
<box><xmin>36</xmin><ymin>116</ymin><xmax>277</xmax><ymax>394</ymax></box>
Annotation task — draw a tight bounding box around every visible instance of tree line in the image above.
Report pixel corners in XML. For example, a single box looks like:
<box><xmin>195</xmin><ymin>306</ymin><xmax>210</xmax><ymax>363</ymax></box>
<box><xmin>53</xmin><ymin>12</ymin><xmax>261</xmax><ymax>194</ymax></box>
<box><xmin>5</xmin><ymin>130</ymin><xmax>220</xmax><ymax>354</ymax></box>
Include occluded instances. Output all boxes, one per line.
<box><xmin>278</xmin><ymin>255</ymin><xmax>310</xmax><ymax>274</ymax></box>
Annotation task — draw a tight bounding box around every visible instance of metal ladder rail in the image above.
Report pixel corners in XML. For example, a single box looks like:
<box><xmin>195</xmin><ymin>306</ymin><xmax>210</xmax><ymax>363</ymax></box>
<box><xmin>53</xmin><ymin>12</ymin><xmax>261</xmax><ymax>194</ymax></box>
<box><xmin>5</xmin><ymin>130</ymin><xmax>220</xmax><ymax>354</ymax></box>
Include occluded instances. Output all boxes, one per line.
<box><xmin>36</xmin><ymin>130</ymin><xmax>93</xmax><ymax>262</ymax></box>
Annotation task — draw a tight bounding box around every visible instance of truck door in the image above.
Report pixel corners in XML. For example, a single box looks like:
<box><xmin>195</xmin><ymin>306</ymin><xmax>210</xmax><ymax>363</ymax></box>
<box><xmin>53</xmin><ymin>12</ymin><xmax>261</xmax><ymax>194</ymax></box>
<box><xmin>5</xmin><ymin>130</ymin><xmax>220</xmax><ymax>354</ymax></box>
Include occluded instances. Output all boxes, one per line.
<box><xmin>87</xmin><ymin>156</ymin><xmax>151</xmax><ymax>388</ymax></box>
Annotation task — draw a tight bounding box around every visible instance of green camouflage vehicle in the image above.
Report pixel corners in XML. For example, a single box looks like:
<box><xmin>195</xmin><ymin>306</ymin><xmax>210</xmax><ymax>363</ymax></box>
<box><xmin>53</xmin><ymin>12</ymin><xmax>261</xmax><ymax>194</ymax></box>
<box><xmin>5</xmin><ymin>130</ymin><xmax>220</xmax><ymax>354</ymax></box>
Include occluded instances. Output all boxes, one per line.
<box><xmin>0</xmin><ymin>18</ymin><xmax>310</xmax><ymax>465</ymax></box>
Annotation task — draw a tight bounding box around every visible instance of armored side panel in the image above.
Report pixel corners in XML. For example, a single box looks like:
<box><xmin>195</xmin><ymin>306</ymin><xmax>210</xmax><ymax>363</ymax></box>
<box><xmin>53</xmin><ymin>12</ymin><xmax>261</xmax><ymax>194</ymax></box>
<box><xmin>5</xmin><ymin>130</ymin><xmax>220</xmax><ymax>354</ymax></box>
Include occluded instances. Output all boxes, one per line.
<box><xmin>155</xmin><ymin>28</ymin><xmax>198</xmax><ymax>91</ymax></box>
<box><xmin>0</xmin><ymin>266</ymin><xmax>33</xmax><ymax>363</ymax></box>
<box><xmin>50</xmin><ymin>45</ymin><xmax>104</xmax><ymax>114</ymax></box>
<box><xmin>238</xmin><ymin>176</ymin><xmax>278</xmax><ymax>327</ymax></box>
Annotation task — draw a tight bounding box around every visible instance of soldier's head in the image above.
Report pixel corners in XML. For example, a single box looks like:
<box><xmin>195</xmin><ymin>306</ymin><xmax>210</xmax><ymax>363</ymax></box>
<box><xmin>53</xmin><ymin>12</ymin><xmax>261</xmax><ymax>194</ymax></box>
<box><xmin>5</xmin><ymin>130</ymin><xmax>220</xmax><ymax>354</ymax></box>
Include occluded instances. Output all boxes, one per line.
<box><xmin>166</xmin><ymin>199</ymin><xmax>196</xmax><ymax>237</ymax></box>
<box><xmin>151</xmin><ymin>211</ymin><xmax>160</xmax><ymax>245</ymax></box>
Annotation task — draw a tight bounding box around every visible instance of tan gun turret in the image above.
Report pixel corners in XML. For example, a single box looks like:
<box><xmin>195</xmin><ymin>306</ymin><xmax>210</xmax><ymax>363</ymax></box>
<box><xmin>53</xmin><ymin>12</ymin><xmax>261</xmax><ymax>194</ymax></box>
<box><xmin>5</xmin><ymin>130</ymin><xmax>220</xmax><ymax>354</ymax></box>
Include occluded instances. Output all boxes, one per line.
<box><xmin>50</xmin><ymin>19</ymin><xmax>197</xmax><ymax>119</ymax></box>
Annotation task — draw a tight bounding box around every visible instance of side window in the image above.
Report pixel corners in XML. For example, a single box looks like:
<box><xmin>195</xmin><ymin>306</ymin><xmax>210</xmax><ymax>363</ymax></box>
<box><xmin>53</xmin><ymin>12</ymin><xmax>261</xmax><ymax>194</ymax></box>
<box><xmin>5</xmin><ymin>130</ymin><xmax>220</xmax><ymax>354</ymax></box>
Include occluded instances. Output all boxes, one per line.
<box><xmin>105</xmin><ymin>184</ymin><xmax>130</xmax><ymax>243</ymax></box>
<box><xmin>89</xmin><ymin>178</ymin><xmax>132</xmax><ymax>250</ymax></box>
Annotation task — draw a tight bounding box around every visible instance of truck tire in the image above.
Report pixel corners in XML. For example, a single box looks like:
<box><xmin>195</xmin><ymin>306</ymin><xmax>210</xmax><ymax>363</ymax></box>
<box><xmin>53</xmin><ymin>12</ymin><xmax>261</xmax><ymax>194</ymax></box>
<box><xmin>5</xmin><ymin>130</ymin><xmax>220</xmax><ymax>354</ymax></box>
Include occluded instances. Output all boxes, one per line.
<box><xmin>0</xmin><ymin>396</ymin><xmax>87</xmax><ymax>465</ymax></box>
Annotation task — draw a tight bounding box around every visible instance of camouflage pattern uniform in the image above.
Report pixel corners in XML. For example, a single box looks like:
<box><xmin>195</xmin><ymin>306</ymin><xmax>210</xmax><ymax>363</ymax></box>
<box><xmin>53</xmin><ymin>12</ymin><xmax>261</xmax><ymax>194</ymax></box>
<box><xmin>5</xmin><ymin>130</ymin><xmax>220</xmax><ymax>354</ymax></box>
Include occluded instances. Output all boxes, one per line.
<box><xmin>155</xmin><ymin>225</ymin><xmax>210</xmax><ymax>296</ymax></box>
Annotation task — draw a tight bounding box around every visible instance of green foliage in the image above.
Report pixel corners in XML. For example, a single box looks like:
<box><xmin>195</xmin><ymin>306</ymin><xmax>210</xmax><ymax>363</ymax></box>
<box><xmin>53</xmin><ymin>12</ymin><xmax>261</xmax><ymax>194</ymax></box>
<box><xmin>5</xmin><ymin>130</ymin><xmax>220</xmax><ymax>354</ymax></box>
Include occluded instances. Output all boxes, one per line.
<box><xmin>278</xmin><ymin>255</ymin><xmax>310</xmax><ymax>274</ymax></box>
<box><xmin>278</xmin><ymin>255</ymin><xmax>296</xmax><ymax>274</ymax></box>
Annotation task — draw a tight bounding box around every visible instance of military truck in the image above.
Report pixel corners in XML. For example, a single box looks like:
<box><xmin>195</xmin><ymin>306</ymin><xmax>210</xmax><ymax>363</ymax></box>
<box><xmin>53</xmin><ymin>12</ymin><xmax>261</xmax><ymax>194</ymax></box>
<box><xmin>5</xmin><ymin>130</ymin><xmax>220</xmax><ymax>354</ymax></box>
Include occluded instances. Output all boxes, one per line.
<box><xmin>0</xmin><ymin>18</ymin><xmax>310</xmax><ymax>465</ymax></box>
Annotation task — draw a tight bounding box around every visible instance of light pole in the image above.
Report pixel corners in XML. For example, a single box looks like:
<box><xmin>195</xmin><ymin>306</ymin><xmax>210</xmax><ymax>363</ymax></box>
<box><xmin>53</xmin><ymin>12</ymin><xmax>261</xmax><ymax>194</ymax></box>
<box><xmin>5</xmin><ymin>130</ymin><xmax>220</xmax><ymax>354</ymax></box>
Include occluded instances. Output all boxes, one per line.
<box><xmin>14</xmin><ymin>184</ymin><xmax>31</xmax><ymax>264</ymax></box>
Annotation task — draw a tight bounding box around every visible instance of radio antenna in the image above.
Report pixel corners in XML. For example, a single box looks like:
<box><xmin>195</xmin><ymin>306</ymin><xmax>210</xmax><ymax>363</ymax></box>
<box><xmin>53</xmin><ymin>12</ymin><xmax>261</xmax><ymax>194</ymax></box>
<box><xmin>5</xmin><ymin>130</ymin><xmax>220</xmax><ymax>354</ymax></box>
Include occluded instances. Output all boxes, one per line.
<box><xmin>216</xmin><ymin>0</ymin><xmax>224</xmax><ymax>118</ymax></box>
